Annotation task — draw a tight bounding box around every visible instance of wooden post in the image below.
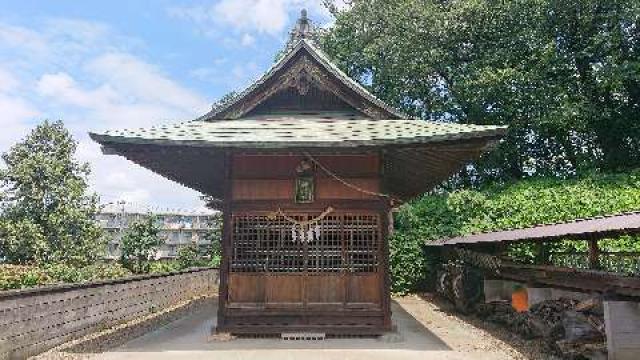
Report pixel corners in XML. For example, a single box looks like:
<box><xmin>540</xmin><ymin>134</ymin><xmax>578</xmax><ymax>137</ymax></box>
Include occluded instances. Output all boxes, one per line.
<box><xmin>216</xmin><ymin>151</ymin><xmax>233</xmax><ymax>333</ymax></box>
<box><xmin>379</xmin><ymin>150</ymin><xmax>393</xmax><ymax>331</ymax></box>
<box><xmin>380</xmin><ymin>200</ymin><xmax>393</xmax><ymax>330</ymax></box>
<box><xmin>588</xmin><ymin>238</ymin><xmax>600</xmax><ymax>270</ymax></box>
<box><xmin>534</xmin><ymin>241</ymin><xmax>549</xmax><ymax>265</ymax></box>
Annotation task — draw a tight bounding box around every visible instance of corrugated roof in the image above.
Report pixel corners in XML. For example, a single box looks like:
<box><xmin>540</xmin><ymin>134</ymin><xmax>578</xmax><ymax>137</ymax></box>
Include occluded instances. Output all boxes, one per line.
<box><xmin>90</xmin><ymin>118</ymin><xmax>506</xmax><ymax>149</ymax></box>
<box><xmin>427</xmin><ymin>211</ymin><xmax>640</xmax><ymax>246</ymax></box>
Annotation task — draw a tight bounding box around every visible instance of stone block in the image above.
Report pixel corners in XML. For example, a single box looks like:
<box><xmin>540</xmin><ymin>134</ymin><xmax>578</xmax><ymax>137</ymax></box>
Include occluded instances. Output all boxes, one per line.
<box><xmin>527</xmin><ymin>287</ymin><xmax>553</xmax><ymax>307</ymax></box>
<box><xmin>604</xmin><ymin>301</ymin><xmax>640</xmax><ymax>360</ymax></box>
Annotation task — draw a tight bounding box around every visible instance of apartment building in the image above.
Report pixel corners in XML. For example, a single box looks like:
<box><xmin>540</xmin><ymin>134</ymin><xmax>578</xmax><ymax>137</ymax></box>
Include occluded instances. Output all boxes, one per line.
<box><xmin>96</xmin><ymin>202</ymin><xmax>220</xmax><ymax>259</ymax></box>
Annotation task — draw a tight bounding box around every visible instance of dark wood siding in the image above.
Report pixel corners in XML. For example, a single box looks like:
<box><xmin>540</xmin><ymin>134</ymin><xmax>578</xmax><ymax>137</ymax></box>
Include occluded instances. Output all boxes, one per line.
<box><xmin>218</xmin><ymin>152</ymin><xmax>391</xmax><ymax>334</ymax></box>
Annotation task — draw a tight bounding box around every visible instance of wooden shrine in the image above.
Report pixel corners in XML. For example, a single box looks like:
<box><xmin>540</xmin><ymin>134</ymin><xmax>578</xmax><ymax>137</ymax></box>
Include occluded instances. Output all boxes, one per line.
<box><xmin>90</xmin><ymin>10</ymin><xmax>505</xmax><ymax>335</ymax></box>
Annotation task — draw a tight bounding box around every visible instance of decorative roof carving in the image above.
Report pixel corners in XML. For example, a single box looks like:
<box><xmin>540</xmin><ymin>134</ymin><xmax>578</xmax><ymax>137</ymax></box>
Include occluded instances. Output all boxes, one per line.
<box><xmin>201</xmin><ymin>40</ymin><xmax>405</xmax><ymax>121</ymax></box>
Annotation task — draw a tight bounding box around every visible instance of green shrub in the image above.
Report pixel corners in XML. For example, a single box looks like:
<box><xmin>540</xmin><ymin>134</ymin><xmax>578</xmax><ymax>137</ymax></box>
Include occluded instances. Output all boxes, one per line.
<box><xmin>0</xmin><ymin>263</ymin><xmax>133</xmax><ymax>291</ymax></box>
<box><xmin>176</xmin><ymin>244</ymin><xmax>205</xmax><ymax>269</ymax></box>
<box><xmin>0</xmin><ymin>265</ymin><xmax>50</xmax><ymax>290</ymax></box>
<box><xmin>389</xmin><ymin>233</ymin><xmax>427</xmax><ymax>294</ymax></box>
<box><xmin>392</xmin><ymin>171</ymin><xmax>640</xmax><ymax>293</ymax></box>
<box><xmin>149</xmin><ymin>260</ymin><xmax>181</xmax><ymax>274</ymax></box>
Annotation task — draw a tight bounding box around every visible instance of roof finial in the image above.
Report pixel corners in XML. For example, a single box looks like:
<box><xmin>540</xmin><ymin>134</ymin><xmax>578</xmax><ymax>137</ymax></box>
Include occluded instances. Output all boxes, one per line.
<box><xmin>286</xmin><ymin>8</ymin><xmax>317</xmax><ymax>49</ymax></box>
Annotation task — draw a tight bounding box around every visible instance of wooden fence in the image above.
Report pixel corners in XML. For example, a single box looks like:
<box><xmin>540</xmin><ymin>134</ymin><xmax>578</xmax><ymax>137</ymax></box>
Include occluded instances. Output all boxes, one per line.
<box><xmin>0</xmin><ymin>267</ymin><xmax>218</xmax><ymax>360</ymax></box>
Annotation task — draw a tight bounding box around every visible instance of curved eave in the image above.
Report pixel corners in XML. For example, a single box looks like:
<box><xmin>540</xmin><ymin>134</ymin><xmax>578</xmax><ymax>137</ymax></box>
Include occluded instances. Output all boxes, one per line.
<box><xmin>90</xmin><ymin>129</ymin><xmax>504</xmax><ymax>203</ymax></box>
<box><xmin>89</xmin><ymin>126</ymin><xmax>506</xmax><ymax>150</ymax></box>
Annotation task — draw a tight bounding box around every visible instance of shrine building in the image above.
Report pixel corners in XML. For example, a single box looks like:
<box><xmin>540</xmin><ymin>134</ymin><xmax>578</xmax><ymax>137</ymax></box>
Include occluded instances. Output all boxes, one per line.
<box><xmin>90</xmin><ymin>10</ymin><xmax>506</xmax><ymax>335</ymax></box>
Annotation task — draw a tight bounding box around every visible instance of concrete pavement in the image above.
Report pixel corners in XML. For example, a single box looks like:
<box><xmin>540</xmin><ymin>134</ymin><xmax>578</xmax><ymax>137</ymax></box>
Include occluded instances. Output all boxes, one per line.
<box><xmin>92</xmin><ymin>300</ymin><xmax>516</xmax><ymax>360</ymax></box>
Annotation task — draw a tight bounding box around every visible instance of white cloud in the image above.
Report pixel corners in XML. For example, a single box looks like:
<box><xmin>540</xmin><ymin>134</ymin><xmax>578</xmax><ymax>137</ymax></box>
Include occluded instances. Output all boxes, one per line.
<box><xmin>213</xmin><ymin>0</ymin><xmax>290</xmax><ymax>35</ymax></box>
<box><xmin>0</xmin><ymin>67</ymin><xmax>20</xmax><ymax>93</ymax></box>
<box><xmin>37</xmin><ymin>72</ymin><xmax>118</xmax><ymax>109</ymax></box>
<box><xmin>0</xmin><ymin>23</ymin><xmax>49</xmax><ymax>56</ymax></box>
<box><xmin>240</xmin><ymin>33</ymin><xmax>256</xmax><ymax>46</ymax></box>
<box><xmin>0</xmin><ymin>94</ymin><xmax>39</xmax><ymax>149</ymax></box>
<box><xmin>86</xmin><ymin>53</ymin><xmax>208</xmax><ymax>114</ymax></box>
<box><xmin>0</xmin><ymin>19</ymin><xmax>212</xmax><ymax>210</ymax></box>
<box><xmin>168</xmin><ymin>0</ymin><xmax>332</xmax><ymax>40</ymax></box>
<box><xmin>0</xmin><ymin>65</ymin><xmax>40</xmax><ymax>152</ymax></box>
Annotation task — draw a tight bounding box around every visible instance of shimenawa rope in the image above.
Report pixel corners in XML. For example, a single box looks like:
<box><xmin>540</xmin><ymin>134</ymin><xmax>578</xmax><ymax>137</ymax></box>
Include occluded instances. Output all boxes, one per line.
<box><xmin>303</xmin><ymin>152</ymin><xmax>402</xmax><ymax>205</ymax></box>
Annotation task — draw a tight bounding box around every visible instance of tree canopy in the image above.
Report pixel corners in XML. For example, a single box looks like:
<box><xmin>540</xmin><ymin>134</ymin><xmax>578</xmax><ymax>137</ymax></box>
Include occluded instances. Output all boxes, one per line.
<box><xmin>0</xmin><ymin>120</ymin><xmax>103</xmax><ymax>266</ymax></box>
<box><xmin>321</xmin><ymin>0</ymin><xmax>640</xmax><ymax>182</ymax></box>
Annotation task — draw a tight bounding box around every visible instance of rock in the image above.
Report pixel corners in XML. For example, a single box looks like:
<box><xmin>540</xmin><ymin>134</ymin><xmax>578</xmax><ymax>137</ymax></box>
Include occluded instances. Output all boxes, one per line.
<box><xmin>563</xmin><ymin>310</ymin><xmax>603</xmax><ymax>342</ymax></box>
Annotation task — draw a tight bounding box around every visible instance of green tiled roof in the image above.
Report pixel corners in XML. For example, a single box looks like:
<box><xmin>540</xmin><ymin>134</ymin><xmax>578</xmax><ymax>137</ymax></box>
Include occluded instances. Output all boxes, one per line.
<box><xmin>90</xmin><ymin>117</ymin><xmax>506</xmax><ymax>149</ymax></box>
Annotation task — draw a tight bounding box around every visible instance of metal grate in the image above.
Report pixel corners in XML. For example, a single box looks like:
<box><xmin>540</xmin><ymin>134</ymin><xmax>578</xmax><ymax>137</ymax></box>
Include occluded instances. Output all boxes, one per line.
<box><xmin>281</xmin><ymin>332</ymin><xmax>326</xmax><ymax>341</ymax></box>
<box><xmin>231</xmin><ymin>212</ymin><xmax>380</xmax><ymax>273</ymax></box>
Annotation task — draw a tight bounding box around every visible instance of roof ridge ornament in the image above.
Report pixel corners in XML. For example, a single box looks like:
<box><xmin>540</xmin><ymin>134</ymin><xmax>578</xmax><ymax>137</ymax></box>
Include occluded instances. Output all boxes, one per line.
<box><xmin>286</xmin><ymin>9</ymin><xmax>319</xmax><ymax>50</ymax></box>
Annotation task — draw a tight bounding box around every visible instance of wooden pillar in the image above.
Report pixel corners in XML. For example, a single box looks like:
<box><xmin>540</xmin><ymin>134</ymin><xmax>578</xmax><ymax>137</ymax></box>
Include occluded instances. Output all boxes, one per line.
<box><xmin>378</xmin><ymin>149</ymin><xmax>393</xmax><ymax>330</ymax></box>
<box><xmin>534</xmin><ymin>241</ymin><xmax>549</xmax><ymax>265</ymax></box>
<box><xmin>588</xmin><ymin>238</ymin><xmax>600</xmax><ymax>270</ymax></box>
<box><xmin>216</xmin><ymin>151</ymin><xmax>233</xmax><ymax>332</ymax></box>
<box><xmin>380</xmin><ymin>200</ymin><xmax>393</xmax><ymax>330</ymax></box>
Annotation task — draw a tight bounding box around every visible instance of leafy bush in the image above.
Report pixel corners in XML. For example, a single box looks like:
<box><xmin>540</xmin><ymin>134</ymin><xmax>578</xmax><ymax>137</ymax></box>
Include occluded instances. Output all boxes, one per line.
<box><xmin>176</xmin><ymin>244</ymin><xmax>209</xmax><ymax>269</ymax></box>
<box><xmin>0</xmin><ymin>263</ymin><xmax>132</xmax><ymax>291</ymax></box>
<box><xmin>391</xmin><ymin>171</ymin><xmax>640</xmax><ymax>293</ymax></box>
<box><xmin>148</xmin><ymin>260</ymin><xmax>181</xmax><ymax>274</ymax></box>
<box><xmin>389</xmin><ymin>233</ymin><xmax>427</xmax><ymax>294</ymax></box>
<box><xmin>0</xmin><ymin>265</ymin><xmax>50</xmax><ymax>290</ymax></box>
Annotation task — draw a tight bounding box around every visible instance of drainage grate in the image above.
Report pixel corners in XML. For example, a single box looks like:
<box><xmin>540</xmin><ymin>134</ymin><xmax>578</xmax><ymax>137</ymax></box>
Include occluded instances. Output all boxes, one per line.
<box><xmin>326</xmin><ymin>334</ymin><xmax>379</xmax><ymax>339</ymax></box>
<box><xmin>281</xmin><ymin>332</ymin><xmax>326</xmax><ymax>341</ymax></box>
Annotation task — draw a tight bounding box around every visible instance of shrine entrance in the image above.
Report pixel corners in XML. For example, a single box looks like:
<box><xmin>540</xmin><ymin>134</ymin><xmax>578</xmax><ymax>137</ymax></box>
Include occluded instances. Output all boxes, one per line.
<box><xmin>228</xmin><ymin>211</ymin><xmax>383</xmax><ymax>311</ymax></box>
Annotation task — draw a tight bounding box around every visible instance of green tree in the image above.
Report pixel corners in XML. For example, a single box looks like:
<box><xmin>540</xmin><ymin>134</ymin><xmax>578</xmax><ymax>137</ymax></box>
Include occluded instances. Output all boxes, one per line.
<box><xmin>0</xmin><ymin>120</ymin><xmax>103</xmax><ymax>266</ymax></box>
<box><xmin>204</xmin><ymin>213</ymin><xmax>222</xmax><ymax>264</ymax></box>
<box><xmin>321</xmin><ymin>0</ymin><xmax>640</xmax><ymax>182</ymax></box>
<box><xmin>119</xmin><ymin>216</ymin><xmax>164</xmax><ymax>273</ymax></box>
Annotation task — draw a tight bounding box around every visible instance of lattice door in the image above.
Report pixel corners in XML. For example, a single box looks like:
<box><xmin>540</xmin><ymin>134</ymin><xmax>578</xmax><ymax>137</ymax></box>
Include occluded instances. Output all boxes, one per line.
<box><xmin>230</xmin><ymin>212</ymin><xmax>381</xmax><ymax>273</ymax></box>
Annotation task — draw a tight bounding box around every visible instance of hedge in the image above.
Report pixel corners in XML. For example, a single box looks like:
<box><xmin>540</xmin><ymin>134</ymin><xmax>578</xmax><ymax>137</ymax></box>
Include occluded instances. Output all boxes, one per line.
<box><xmin>390</xmin><ymin>170</ymin><xmax>640</xmax><ymax>294</ymax></box>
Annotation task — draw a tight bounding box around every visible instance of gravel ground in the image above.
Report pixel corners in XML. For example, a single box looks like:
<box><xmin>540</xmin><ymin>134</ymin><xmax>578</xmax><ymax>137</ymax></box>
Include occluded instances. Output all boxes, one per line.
<box><xmin>399</xmin><ymin>294</ymin><xmax>555</xmax><ymax>360</ymax></box>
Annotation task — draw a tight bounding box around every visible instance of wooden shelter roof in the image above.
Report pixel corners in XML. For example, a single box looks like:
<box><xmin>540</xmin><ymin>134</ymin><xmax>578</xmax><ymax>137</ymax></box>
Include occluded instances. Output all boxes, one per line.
<box><xmin>427</xmin><ymin>211</ymin><xmax>640</xmax><ymax>246</ymax></box>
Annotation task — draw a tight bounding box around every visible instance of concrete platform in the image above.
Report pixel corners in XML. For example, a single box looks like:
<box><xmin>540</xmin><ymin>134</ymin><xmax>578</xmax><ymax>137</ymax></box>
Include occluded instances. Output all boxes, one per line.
<box><xmin>91</xmin><ymin>299</ymin><xmax>516</xmax><ymax>360</ymax></box>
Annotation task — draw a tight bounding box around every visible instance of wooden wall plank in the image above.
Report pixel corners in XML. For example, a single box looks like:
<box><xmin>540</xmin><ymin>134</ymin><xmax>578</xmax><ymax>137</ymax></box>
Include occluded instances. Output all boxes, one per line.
<box><xmin>0</xmin><ymin>269</ymin><xmax>218</xmax><ymax>358</ymax></box>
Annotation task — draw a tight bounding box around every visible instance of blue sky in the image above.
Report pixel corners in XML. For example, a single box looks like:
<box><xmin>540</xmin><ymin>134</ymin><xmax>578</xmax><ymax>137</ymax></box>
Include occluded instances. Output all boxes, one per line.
<box><xmin>0</xmin><ymin>1</ymin><xmax>336</xmax><ymax>212</ymax></box>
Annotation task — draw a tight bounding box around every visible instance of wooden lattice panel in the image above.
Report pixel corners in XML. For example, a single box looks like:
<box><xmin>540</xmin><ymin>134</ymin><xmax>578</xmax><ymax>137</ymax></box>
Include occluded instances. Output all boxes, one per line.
<box><xmin>231</xmin><ymin>212</ymin><xmax>380</xmax><ymax>273</ymax></box>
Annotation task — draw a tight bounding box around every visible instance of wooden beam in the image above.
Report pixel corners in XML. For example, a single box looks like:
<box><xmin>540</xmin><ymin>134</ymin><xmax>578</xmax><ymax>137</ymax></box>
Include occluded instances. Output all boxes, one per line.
<box><xmin>588</xmin><ymin>237</ymin><xmax>601</xmax><ymax>270</ymax></box>
<box><xmin>495</xmin><ymin>263</ymin><xmax>640</xmax><ymax>298</ymax></box>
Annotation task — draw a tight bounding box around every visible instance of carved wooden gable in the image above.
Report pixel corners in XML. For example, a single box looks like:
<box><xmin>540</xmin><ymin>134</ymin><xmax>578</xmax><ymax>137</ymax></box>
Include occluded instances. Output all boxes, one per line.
<box><xmin>203</xmin><ymin>41</ymin><xmax>404</xmax><ymax>121</ymax></box>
